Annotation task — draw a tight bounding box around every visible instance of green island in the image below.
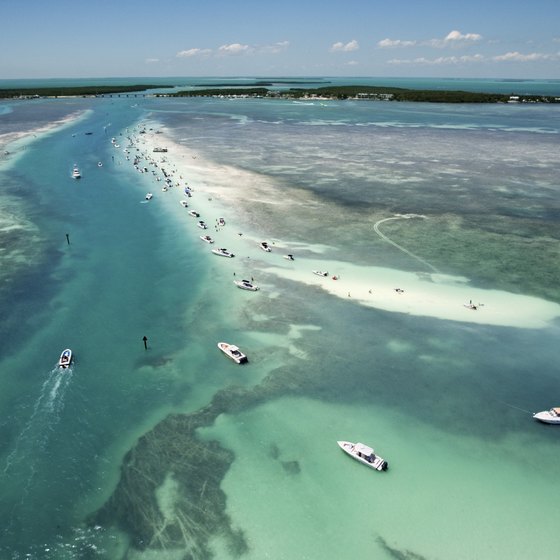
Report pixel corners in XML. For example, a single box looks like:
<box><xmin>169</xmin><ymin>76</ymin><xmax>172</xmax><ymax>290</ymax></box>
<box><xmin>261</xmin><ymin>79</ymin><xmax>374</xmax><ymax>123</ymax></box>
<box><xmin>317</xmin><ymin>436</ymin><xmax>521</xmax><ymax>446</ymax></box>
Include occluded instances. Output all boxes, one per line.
<box><xmin>0</xmin><ymin>84</ymin><xmax>172</xmax><ymax>98</ymax></box>
<box><xmin>171</xmin><ymin>85</ymin><xmax>559</xmax><ymax>103</ymax></box>
<box><xmin>1</xmin><ymin>83</ymin><xmax>558</xmax><ymax>103</ymax></box>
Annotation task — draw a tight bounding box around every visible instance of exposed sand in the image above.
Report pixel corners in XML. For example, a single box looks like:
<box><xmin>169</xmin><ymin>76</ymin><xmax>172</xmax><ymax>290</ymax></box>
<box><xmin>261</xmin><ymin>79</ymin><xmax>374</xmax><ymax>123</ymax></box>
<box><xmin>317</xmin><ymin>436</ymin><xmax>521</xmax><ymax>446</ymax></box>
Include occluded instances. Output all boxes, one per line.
<box><xmin>0</xmin><ymin>110</ymin><xmax>90</xmax><ymax>169</ymax></box>
<box><xmin>129</xmin><ymin>122</ymin><xmax>560</xmax><ymax>330</ymax></box>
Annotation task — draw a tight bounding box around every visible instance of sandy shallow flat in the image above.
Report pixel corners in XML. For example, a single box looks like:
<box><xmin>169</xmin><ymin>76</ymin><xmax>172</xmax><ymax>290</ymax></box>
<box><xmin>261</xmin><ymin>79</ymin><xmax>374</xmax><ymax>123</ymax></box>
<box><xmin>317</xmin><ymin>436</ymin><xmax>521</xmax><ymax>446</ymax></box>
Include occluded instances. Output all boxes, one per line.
<box><xmin>135</xmin><ymin>124</ymin><xmax>560</xmax><ymax>330</ymax></box>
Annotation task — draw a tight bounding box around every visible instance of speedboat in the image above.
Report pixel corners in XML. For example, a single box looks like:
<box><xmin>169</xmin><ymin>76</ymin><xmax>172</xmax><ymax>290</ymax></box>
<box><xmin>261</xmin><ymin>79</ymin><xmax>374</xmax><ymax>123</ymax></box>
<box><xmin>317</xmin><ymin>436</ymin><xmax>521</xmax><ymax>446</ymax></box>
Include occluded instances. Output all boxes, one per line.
<box><xmin>200</xmin><ymin>235</ymin><xmax>214</xmax><ymax>243</ymax></box>
<box><xmin>97</xmin><ymin>161</ymin><xmax>102</xmax><ymax>167</ymax></box>
<box><xmin>313</xmin><ymin>270</ymin><xmax>328</xmax><ymax>277</ymax></box>
<box><xmin>234</xmin><ymin>279</ymin><xmax>259</xmax><ymax>291</ymax></box>
<box><xmin>260</xmin><ymin>241</ymin><xmax>271</xmax><ymax>252</ymax></box>
<box><xmin>337</xmin><ymin>441</ymin><xmax>388</xmax><ymax>471</ymax></box>
<box><xmin>188</xmin><ymin>210</ymin><xmax>200</xmax><ymax>218</ymax></box>
<box><xmin>197</xmin><ymin>220</ymin><xmax>208</xmax><ymax>229</ymax></box>
<box><xmin>212</xmin><ymin>248</ymin><xmax>235</xmax><ymax>258</ymax></box>
<box><xmin>145</xmin><ymin>193</ymin><xmax>153</xmax><ymax>200</ymax></box>
<box><xmin>72</xmin><ymin>166</ymin><xmax>81</xmax><ymax>179</ymax></box>
<box><xmin>218</xmin><ymin>217</ymin><xmax>226</xmax><ymax>226</ymax></box>
<box><xmin>533</xmin><ymin>407</ymin><xmax>560</xmax><ymax>424</ymax></box>
<box><xmin>284</xmin><ymin>254</ymin><xmax>295</xmax><ymax>261</ymax></box>
<box><xmin>58</xmin><ymin>348</ymin><xmax>73</xmax><ymax>369</ymax></box>
<box><xmin>180</xmin><ymin>200</ymin><xmax>188</xmax><ymax>208</ymax></box>
<box><xmin>217</xmin><ymin>342</ymin><xmax>248</xmax><ymax>364</ymax></box>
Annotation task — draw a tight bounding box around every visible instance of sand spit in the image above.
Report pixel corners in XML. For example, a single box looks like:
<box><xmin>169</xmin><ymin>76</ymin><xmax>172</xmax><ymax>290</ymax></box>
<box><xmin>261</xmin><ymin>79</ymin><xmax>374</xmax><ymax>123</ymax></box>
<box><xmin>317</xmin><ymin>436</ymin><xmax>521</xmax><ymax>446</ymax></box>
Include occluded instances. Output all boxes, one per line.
<box><xmin>0</xmin><ymin>109</ymin><xmax>91</xmax><ymax>169</ymax></box>
<box><xmin>126</xmin><ymin>122</ymin><xmax>560</xmax><ymax>330</ymax></box>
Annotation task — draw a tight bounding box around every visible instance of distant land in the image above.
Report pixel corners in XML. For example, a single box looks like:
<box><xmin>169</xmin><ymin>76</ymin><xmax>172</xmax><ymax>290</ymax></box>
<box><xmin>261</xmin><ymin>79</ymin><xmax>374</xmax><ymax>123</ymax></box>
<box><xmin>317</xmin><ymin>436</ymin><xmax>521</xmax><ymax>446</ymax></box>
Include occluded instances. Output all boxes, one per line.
<box><xmin>0</xmin><ymin>83</ymin><xmax>558</xmax><ymax>104</ymax></box>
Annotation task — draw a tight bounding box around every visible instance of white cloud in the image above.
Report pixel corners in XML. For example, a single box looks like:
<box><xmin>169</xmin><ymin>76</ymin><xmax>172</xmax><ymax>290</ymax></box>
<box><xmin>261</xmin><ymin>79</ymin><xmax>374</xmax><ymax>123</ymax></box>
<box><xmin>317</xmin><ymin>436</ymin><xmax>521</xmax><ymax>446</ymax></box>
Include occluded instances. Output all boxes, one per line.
<box><xmin>388</xmin><ymin>54</ymin><xmax>484</xmax><ymax>65</ymax></box>
<box><xmin>218</xmin><ymin>43</ymin><xmax>251</xmax><ymax>55</ymax></box>
<box><xmin>258</xmin><ymin>41</ymin><xmax>290</xmax><ymax>54</ymax></box>
<box><xmin>145</xmin><ymin>58</ymin><xmax>159</xmax><ymax>64</ymax></box>
<box><xmin>378</xmin><ymin>38</ymin><xmax>416</xmax><ymax>48</ymax></box>
<box><xmin>176</xmin><ymin>48</ymin><xmax>212</xmax><ymax>58</ymax></box>
<box><xmin>444</xmin><ymin>30</ymin><xmax>482</xmax><ymax>42</ymax></box>
<box><xmin>330</xmin><ymin>40</ymin><xmax>359</xmax><ymax>52</ymax></box>
<box><xmin>428</xmin><ymin>30</ymin><xmax>482</xmax><ymax>48</ymax></box>
<box><xmin>492</xmin><ymin>51</ymin><xmax>551</xmax><ymax>62</ymax></box>
<box><xmin>346</xmin><ymin>60</ymin><xmax>359</xmax><ymax>66</ymax></box>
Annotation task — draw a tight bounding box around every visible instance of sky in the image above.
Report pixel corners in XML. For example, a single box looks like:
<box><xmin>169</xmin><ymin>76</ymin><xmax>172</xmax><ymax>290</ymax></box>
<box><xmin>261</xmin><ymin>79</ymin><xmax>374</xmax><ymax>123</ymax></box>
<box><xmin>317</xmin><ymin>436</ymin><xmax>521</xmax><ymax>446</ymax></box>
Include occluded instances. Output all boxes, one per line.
<box><xmin>1</xmin><ymin>0</ymin><xmax>559</xmax><ymax>79</ymax></box>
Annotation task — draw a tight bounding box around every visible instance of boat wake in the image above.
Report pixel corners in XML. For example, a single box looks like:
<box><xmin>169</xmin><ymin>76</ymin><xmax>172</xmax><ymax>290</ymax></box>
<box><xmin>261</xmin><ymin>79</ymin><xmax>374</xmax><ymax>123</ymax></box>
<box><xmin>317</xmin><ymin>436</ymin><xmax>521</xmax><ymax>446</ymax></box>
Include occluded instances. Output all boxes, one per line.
<box><xmin>2</xmin><ymin>366</ymin><xmax>74</xmax><ymax>482</ymax></box>
<box><xmin>373</xmin><ymin>214</ymin><xmax>439</xmax><ymax>274</ymax></box>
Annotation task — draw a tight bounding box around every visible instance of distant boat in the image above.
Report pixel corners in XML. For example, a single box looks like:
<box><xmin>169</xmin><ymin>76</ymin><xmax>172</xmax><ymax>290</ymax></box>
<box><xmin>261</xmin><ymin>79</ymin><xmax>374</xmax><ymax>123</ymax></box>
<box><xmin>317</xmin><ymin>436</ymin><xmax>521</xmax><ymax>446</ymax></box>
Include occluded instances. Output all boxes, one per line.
<box><xmin>337</xmin><ymin>440</ymin><xmax>388</xmax><ymax>471</ymax></box>
<box><xmin>284</xmin><ymin>254</ymin><xmax>295</xmax><ymax>260</ymax></box>
<box><xmin>188</xmin><ymin>210</ymin><xmax>200</xmax><ymax>218</ymax></box>
<box><xmin>218</xmin><ymin>217</ymin><xmax>226</xmax><ymax>226</ymax></box>
<box><xmin>200</xmin><ymin>235</ymin><xmax>214</xmax><ymax>244</ymax></box>
<box><xmin>217</xmin><ymin>342</ymin><xmax>248</xmax><ymax>364</ymax></box>
<box><xmin>97</xmin><ymin>161</ymin><xmax>102</xmax><ymax>167</ymax></box>
<box><xmin>180</xmin><ymin>200</ymin><xmax>188</xmax><ymax>208</ymax></box>
<box><xmin>260</xmin><ymin>241</ymin><xmax>271</xmax><ymax>252</ymax></box>
<box><xmin>313</xmin><ymin>270</ymin><xmax>328</xmax><ymax>277</ymax></box>
<box><xmin>197</xmin><ymin>220</ymin><xmax>208</xmax><ymax>229</ymax></box>
<box><xmin>58</xmin><ymin>348</ymin><xmax>73</xmax><ymax>369</ymax></box>
<box><xmin>234</xmin><ymin>279</ymin><xmax>259</xmax><ymax>291</ymax></box>
<box><xmin>212</xmin><ymin>247</ymin><xmax>234</xmax><ymax>258</ymax></box>
<box><xmin>145</xmin><ymin>193</ymin><xmax>153</xmax><ymax>200</ymax></box>
<box><xmin>533</xmin><ymin>407</ymin><xmax>560</xmax><ymax>424</ymax></box>
<box><xmin>72</xmin><ymin>165</ymin><xmax>81</xmax><ymax>179</ymax></box>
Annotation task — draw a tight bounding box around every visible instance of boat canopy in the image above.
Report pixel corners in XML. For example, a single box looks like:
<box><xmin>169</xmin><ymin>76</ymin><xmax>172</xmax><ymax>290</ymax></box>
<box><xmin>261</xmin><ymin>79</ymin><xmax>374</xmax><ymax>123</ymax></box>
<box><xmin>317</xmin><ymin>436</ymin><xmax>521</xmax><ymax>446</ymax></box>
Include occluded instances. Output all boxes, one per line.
<box><xmin>552</xmin><ymin>407</ymin><xmax>560</xmax><ymax>415</ymax></box>
<box><xmin>354</xmin><ymin>443</ymin><xmax>374</xmax><ymax>457</ymax></box>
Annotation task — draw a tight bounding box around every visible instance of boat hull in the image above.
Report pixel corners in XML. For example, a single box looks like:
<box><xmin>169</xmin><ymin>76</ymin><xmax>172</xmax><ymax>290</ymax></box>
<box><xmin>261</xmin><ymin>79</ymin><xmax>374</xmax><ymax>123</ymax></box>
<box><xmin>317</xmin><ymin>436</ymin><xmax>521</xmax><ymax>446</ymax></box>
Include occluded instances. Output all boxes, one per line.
<box><xmin>533</xmin><ymin>410</ymin><xmax>560</xmax><ymax>424</ymax></box>
<box><xmin>58</xmin><ymin>349</ymin><xmax>73</xmax><ymax>369</ymax></box>
<box><xmin>218</xmin><ymin>342</ymin><xmax>248</xmax><ymax>364</ymax></box>
<box><xmin>337</xmin><ymin>440</ymin><xmax>388</xmax><ymax>471</ymax></box>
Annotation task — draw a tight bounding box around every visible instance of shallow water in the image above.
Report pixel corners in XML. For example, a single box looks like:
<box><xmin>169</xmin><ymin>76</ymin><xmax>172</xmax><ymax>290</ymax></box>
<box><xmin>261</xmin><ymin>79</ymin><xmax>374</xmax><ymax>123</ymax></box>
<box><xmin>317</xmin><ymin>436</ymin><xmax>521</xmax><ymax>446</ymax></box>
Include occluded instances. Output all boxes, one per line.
<box><xmin>0</xmin><ymin>90</ymin><xmax>559</xmax><ymax>559</ymax></box>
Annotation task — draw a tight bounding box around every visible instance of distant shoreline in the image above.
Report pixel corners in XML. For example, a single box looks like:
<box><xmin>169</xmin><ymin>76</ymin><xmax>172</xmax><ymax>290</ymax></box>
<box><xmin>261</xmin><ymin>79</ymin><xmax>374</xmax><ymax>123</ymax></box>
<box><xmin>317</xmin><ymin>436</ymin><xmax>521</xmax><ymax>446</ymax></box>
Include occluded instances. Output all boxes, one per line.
<box><xmin>1</xmin><ymin>83</ymin><xmax>559</xmax><ymax>103</ymax></box>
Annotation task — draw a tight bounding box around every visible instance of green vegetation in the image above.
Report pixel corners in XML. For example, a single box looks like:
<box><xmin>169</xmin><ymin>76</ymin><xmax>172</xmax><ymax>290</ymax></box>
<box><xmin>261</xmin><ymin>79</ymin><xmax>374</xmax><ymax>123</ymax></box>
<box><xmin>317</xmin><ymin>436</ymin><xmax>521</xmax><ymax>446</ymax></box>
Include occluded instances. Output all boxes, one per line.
<box><xmin>172</xmin><ymin>84</ymin><xmax>559</xmax><ymax>104</ymax></box>
<box><xmin>0</xmin><ymin>85</ymin><xmax>172</xmax><ymax>98</ymax></box>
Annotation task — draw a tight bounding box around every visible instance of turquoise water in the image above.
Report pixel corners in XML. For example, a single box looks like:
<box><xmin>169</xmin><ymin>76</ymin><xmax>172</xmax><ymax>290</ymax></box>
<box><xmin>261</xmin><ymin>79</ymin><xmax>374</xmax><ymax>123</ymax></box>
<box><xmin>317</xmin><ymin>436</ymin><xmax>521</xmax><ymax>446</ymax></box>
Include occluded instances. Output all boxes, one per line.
<box><xmin>1</xmin><ymin>85</ymin><xmax>559</xmax><ymax>559</ymax></box>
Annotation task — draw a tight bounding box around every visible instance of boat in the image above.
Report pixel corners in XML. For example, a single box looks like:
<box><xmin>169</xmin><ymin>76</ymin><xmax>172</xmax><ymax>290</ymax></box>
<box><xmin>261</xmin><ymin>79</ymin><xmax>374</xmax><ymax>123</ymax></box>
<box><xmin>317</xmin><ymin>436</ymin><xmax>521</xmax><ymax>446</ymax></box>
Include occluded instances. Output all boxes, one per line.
<box><xmin>212</xmin><ymin>248</ymin><xmax>235</xmax><ymax>258</ymax></box>
<box><xmin>217</xmin><ymin>342</ymin><xmax>248</xmax><ymax>364</ymax></box>
<box><xmin>58</xmin><ymin>348</ymin><xmax>73</xmax><ymax>369</ymax></box>
<box><xmin>234</xmin><ymin>279</ymin><xmax>259</xmax><ymax>291</ymax></box>
<box><xmin>97</xmin><ymin>161</ymin><xmax>102</xmax><ymax>167</ymax></box>
<box><xmin>188</xmin><ymin>210</ymin><xmax>200</xmax><ymax>218</ymax></box>
<box><xmin>72</xmin><ymin>166</ymin><xmax>81</xmax><ymax>179</ymax></box>
<box><xmin>197</xmin><ymin>220</ymin><xmax>208</xmax><ymax>229</ymax></box>
<box><xmin>337</xmin><ymin>441</ymin><xmax>388</xmax><ymax>471</ymax></box>
<box><xmin>313</xmin><ymin>270</ymin><xmax>328</xmax><ymax>277</ymax></box>
<box><xmin>180</xmin><ymin>200</ymin><xmax>188</xmax><ymax>208</ymax></box>
<box><xmin>284</xmin><ymin>254</ymin><xmax>295</xmax><ymax>261</ymax></box>
<box><xmin>260</xmin><ymin>241</ymin><xmax>271</xmax><ymax>252</ymax></box>
<box><xmin>218</xmin><ymin>217</ymin><xmax>226</xmax><ymax>226</ymax></box>
<box><xmin>200</xmin><ymin>235</ymin><xmax>214</xmax><ymax>243</ymax></box>
<box><xmin>533</xmin><ymin>407</ymin><xmax>560</xmax><ymax>424</ymax></box>
<box><xmin>145</xmin><ymin>193</ymin><xmax>153</xmax><ymax>200</ymax></box>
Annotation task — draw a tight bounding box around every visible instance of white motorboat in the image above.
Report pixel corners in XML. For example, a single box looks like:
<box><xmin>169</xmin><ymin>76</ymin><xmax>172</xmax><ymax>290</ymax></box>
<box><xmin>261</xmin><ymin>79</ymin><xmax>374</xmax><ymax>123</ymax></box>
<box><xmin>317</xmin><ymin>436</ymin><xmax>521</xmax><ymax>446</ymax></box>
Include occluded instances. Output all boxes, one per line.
<box><xmin>234</xmin><ymin>279</ymin><xmax>259</xmax><ymax>291</ymax></box>
<box><xmin>217</xmin><ymin>342</ymin><xmax>248</xmax><ymax>364</ymax></box>
<box><xmin>188</xmin><ymin>210</ymin><xmax>200</xmax><ymax>218</ymax></box>
<box><xmin>260</xmin><ymin>241</ymin><xmax>271</xmax><ymax>252</ymax></box>
<box><xmin>200</xmin><ymin>235</ymin><xmax>214</xmax><ymax>243</ymax></box>
<box><xmin>97</xmin><ymin>161</ymin><xmax>103</xmax><ymax>167</ymax></box>
<box><xmin>72</xmin><ymin>166</ymin><xmax>81</xmax><ymax>179</ymax></box>
<box><xmin>218</xmin><ymin>217</ymin><xmax>226</xmax><ymax>226</ymax></box>
<box><xmin>180</xmin><ymin>200</ymin><xmax>188</xmax><ymax>208</ymax></box>
<box><xmin>212</xmin><ymin>248</ymin><xmax>234</xmax><ymax>258</ymax></box>
<box><xmin>145</xmin><ymin>193</ymin><xmax>153</xmax><ymax>200</ymax></box>
<box><xmin>284</xmin><ymin>254</ymin><xmax>295</xmax><ymax>261</ymax></box>
<box><xmin>313</xmin><ymin>270</ymin><xmax>328</xmax><ymax>277</ymax></box>
<box><xmin>58</xmin><ymin>348</ymin><xmax>73</xmax><ymax>369</ymax></box>
<box><xmin>197</xmin><ymin>220</ymin><xmax>208</xmax><ymax>229</ymax></box>
<box><xmin>533</xmin><ymin>407</ymin><xmax>560</xmax><ymax>424</ymax></box>
<box><xmin>337</xmin><ymin>441</ymin><xmax>388</xmax><ymax>471</ymax></box>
